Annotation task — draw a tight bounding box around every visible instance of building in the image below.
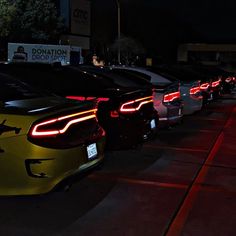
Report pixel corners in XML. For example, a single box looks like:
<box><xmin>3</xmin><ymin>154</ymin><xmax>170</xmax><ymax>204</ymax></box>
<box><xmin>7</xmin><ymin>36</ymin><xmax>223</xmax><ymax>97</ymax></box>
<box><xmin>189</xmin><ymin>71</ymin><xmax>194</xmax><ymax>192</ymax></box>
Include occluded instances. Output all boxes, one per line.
<box><xmin>178</xmin><ymin>43</ymin><xmax>236</xmax><ymax>65</ymax></box>
<box><xmin>59</xmin><ymin>0</ymin><xmax>91</xmax><ymax>52</ymax></box>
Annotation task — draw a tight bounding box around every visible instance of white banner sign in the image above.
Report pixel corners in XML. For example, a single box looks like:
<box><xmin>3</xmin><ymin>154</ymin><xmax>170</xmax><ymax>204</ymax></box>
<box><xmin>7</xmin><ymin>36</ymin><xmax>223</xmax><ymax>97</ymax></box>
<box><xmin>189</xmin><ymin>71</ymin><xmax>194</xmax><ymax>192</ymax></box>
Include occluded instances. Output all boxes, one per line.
<box><xmin>8</xmin><ymin>43</ymin><xmax>71</xmax><ymax>65</ymax></box>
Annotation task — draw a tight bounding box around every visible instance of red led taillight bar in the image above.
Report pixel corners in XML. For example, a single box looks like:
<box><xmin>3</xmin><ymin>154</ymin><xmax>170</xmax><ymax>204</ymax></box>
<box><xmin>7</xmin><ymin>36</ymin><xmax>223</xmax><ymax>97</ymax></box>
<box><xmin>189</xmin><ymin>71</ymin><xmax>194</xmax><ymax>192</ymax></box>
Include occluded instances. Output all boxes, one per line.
<box><xmin>66</xmin><ymin>96</ymin><xmax>110</xmax><ymax>102</ymax></box>
<box><xmin>225</xmin><ymin>77</ymin><xmax>232</xmax><ymax>83</ymax></box>
<box><xmin>119</xmin><ymin>96</ymin><xmax>153</xmax><ymax>113</ymax></box>
<box><xmin>211</xmin><ymin>79</ymin><xmax>221</xmax><ymax>87</ymax></box>
<box><xmin>200</xmin><ymin>83</ymin><xmax>210</xmax><ymax>90</ymax></box>
<box><xmin>163</xmin><ymin>91</ymin><xmax>180</xmax><ymax>103</ymax></box>
<box><xmin>30</xmin><ymin>109</ymin><xmax>97</xmax><ymax>137</ymax></box>
<box><xmin>190</xmin><ymin>86</ymin><xmax>201</xmax><ymax>95</ymax></box>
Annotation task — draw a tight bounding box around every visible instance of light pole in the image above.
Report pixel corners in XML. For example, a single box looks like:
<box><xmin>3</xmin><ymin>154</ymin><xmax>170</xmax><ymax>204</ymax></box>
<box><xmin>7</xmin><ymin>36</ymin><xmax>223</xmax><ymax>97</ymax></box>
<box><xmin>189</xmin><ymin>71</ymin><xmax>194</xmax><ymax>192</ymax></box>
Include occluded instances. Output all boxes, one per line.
<box><xmin>116</xmin><ymin>0</ymin><xmax>121</xmax><ymax>64</ymax></box>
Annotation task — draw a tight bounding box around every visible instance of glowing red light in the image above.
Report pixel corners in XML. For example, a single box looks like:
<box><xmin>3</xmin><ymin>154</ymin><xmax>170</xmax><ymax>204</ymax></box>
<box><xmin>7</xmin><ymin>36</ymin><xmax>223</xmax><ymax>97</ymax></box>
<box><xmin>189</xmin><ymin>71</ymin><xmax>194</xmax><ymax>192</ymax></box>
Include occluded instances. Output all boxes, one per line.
<box><xmin>119</xmin><ymin>96</ymin><xmax>153</xmax><ymax>113</ymax></box>
<box><xmin>66</xmin><ymin>96</ymin><xmax>109</xmax><ymax>102</ymax></box>
<box><xmin>110</xmin><ymin>110</ymin><xmax>119</xmax><ymax>118</ymax></box>
<box><xmin>97</xmin><ymin>97</ymin><xmax>110</xmax><ymax>102</ymax></box>
<box><xmin>66</xmin><ymin>96</ymin><xmax>87</xmax><ymax>101</ymax></box>
<box><xmin>211</xmin><ymin>80</ymin><xmax>220</xmax><ymax>87</ymax></box>
<box><xmin>200</xmin><ymin>83</ymin><xmax>210</xmax><ymax>90</ymax></box>
<box><xmin>31</xmin><ymin>109</ymin><xmax>97</xmax><ymax>137</ymax></box>
<box><xmin>225</xmin><ymin>77</ymin><xmax>232</xmax><ymax>83</ymax></box>
<box><xmin>163</xmin><ymin>91</ymin><xmax>180</xmax><ymax>103</ymax></box>
<box><xmin>86</xmin><ymin>97</ymin><xmax>96</xmax><ymax>100</ymax></box>
<box><xmin>190</xmin><ymin>86</ymin><xmax>201</xmax><ymax>95</ymax></box>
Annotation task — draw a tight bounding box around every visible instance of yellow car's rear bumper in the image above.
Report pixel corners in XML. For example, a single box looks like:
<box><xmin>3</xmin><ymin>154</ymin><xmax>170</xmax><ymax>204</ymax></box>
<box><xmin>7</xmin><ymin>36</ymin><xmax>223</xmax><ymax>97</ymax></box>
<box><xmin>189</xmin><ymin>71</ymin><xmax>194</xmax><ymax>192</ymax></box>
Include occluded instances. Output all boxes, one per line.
<box><xmin>0</xmin><ymin>135</ymin><xmax>105</xmax><ymax>196</ymax></box>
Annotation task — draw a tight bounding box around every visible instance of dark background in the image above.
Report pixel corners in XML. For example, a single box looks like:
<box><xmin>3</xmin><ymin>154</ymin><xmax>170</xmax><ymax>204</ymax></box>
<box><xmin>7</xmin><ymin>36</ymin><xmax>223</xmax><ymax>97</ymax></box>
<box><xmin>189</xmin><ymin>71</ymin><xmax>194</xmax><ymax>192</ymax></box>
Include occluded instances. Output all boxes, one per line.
<box><xmin>91</xmin><ymin>0</ymin><xmax>236</xmax><ymax>62</ymax></box>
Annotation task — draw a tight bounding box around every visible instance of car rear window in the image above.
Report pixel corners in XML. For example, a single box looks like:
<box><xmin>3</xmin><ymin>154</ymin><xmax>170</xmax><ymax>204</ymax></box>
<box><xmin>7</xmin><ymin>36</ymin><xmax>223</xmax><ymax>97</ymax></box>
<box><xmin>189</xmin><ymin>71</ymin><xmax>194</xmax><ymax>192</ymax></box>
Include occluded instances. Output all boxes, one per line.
<box><xmin>145</xmin><ymin>67</ymin><xmax>180</xmax><ymax>82</ymax></box>
<box><xmin>0</xmin><ymin>64</ymin><xmax>109</xmax><ymax>95</ymax></box>
<box><xmin>118</xmin><ymin>69</ymin><xmax>152</xmax><ymax>81</ymax></box>
<box><xmin>110</xmin><ymin>69</ymin><xmax>151</xmax><ymax>87</ymax></box>
<box><xmin>0</xmin><ymin>73</ymin><xmax>48</xmax><ymax>102</ymax></box>
<box><xmin>74</xmin><ymin>66</ymin><xmax>151</xmax><ymax>89</ymax></box>
<box><xmin>87</xmin><ymin>69</ymin><xmax>151</xmax><ymax>88</ymax></box>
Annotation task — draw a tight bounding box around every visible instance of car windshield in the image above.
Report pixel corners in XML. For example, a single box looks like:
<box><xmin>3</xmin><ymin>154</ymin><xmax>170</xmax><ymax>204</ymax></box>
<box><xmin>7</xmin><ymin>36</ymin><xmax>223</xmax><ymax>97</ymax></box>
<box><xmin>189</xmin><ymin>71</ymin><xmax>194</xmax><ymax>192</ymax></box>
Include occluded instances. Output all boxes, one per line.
<box><xmin>0</xmin><ymin>73</ymin><xmax>49</xmax><ymax>102</ymax></box>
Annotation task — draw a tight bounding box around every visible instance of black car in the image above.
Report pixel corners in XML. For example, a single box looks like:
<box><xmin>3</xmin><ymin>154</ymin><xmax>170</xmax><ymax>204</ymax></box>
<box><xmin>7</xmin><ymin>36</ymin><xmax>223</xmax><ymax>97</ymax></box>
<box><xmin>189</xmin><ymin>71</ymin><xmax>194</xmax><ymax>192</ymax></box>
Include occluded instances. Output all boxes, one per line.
<box><xmin>93</xmin><ymin>65</ymin><xmax>183</xmax><ymax>127</ymax></box>
<box><xmin>0</xmin><ymin>63</ymin><xmax>158</xmax><ymax>150</ymax></box>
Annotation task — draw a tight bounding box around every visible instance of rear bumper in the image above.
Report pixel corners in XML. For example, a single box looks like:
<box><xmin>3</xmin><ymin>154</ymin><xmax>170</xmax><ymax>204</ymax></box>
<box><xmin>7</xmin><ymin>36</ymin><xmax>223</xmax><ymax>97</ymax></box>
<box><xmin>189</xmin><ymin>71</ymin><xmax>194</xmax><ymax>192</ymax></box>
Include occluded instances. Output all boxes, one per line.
<box><xmin>182</xmin><ymin>95</ymin><xmax>203</xmax><ymax>115</ymax></box>
<box><xmin>221</xmin><ymin>81</ymin><xmax>235</xmax><ymax>93</ymax></box>
<box><xmin>104</xmin><ymin>110</ymin><xmax>159</xmax><ymax>150</ymax></box>
<box><xmin>159</xmin><ymin>114</ymin><xmax>183</xmax><ymax>127</ymax></box>
<box><xmin>211</xmin><ymin>87</ymin><xmax>221</xmax><ymax>99</ymax></box>
<box><xmin>201</xmin><ymin>90</ymin><xmax>213</xmax><ymax>103</ymax></box>
<box><xmin>0</xmin><ymin>135</ymin><xmax>106</xmax><ymax>196</ymax></box>
<box><xmin>157</xmin><ymin>102</ymin><xmax>183</xmax><ymax>127</ymax></box>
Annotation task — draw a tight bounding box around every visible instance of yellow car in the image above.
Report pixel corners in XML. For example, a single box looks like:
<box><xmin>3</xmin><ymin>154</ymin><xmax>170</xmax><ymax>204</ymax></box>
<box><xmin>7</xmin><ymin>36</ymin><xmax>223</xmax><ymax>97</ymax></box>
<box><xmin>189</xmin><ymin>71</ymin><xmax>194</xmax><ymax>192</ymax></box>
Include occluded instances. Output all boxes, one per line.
<box><xmin>0</xmin><ymin>74</ymin><xmax>106</xmax><ymax>196</ymax></box>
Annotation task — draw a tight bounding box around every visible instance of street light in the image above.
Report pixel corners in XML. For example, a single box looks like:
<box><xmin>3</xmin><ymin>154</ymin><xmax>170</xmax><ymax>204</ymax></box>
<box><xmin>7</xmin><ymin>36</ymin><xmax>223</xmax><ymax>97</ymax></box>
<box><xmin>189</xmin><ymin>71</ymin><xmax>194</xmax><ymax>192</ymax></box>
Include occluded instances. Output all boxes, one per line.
<box><xmin>116</xmin><ymin>0</ymin><xmax>121</xmax><ymax>64</ymax></box>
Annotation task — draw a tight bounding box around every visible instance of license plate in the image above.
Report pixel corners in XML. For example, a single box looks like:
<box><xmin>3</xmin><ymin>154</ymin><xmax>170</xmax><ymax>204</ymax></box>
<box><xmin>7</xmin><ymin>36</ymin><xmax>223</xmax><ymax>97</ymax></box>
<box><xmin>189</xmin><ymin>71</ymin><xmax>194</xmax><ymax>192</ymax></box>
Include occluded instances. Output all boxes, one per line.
<box><xmin>150</xmin><ymin>119</ymin><xmax>156</xmax><ymax>129</ymax></box>
<box><xmin>87</xmin><ymin>143</ymin><xmax>98</xmax><ymax>160</ymax></box>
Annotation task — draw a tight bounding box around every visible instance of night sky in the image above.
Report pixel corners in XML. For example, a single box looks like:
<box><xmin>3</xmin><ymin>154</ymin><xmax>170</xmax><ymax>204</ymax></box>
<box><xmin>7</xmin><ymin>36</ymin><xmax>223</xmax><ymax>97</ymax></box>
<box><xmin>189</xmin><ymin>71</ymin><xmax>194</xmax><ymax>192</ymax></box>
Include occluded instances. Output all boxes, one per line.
<box><xmin>91</xmin><ymin>0</ymin><xmax>236</xmax><ymax>61</ymax></box>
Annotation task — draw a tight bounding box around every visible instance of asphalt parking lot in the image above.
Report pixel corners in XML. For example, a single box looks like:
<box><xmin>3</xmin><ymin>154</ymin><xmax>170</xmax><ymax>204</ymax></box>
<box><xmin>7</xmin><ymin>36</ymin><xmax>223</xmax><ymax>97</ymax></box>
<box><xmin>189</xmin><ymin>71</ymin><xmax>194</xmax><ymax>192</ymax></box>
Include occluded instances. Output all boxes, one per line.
<box><xmin>0</xmin><ymin>90</ymin><xmax>235</xmax><ymax>236</ymax></box>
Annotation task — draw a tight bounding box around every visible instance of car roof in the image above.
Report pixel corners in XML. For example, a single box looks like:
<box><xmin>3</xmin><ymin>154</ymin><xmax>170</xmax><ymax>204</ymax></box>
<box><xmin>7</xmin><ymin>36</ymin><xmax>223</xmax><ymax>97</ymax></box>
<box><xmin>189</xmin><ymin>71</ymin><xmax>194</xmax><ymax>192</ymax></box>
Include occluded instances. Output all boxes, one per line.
<box><xmin>77</xmin><ymin>65</ymin><xmax>152</xmax><ymax>88</ymax></box>
<box><xmin>110</xmin><ymin>65</ymin><xmax>174</xmax><ymax>85</ymax></box>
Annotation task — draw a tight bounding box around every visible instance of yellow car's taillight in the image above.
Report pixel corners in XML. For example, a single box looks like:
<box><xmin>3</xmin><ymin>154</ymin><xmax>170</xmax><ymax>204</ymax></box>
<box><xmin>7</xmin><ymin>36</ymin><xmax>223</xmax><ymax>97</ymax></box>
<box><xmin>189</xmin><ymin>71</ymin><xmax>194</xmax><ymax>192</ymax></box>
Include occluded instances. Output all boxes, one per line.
<box><xmin>29</xmin><ymin>109</ymin><xmax>97</xmax><ymax>137</ymax></box>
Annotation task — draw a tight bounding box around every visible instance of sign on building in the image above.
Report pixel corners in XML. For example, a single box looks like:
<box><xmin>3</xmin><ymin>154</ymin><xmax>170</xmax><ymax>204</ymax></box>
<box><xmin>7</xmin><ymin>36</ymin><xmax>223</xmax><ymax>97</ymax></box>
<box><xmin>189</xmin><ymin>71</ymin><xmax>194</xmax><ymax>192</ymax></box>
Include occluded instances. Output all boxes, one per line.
<box><xmin>71</xmin><ymin>0</ymin><xmax>91</xmax><ymax>36</ymax></box>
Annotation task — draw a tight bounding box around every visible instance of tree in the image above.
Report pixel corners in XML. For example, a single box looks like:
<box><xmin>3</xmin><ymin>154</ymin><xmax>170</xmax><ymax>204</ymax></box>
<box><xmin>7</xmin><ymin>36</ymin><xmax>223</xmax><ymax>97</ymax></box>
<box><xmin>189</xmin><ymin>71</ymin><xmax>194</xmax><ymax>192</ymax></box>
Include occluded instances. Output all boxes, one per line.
<box><xmin>111</xmin><ymin>36</ymin><xmax>146</xmax><ymax>65</ymax></box>
<box><xmin>11</xmin><ymin>0</ymin><xmax>65</xmax><ymax>43</ymax></box>
<box><xmin>0</xmin><ymin>0</ymin><xmax>16</xmax><ymax>37</ymax></box>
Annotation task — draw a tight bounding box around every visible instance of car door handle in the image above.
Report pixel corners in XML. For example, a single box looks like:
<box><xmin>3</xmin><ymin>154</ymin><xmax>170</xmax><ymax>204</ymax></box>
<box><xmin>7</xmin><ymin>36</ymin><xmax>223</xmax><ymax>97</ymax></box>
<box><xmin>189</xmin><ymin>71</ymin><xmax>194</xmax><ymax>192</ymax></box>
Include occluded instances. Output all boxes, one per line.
<box><xmin>0</xmin><ymin>148</ymin><xmax>4</xmax><ymax>153</ymax></box>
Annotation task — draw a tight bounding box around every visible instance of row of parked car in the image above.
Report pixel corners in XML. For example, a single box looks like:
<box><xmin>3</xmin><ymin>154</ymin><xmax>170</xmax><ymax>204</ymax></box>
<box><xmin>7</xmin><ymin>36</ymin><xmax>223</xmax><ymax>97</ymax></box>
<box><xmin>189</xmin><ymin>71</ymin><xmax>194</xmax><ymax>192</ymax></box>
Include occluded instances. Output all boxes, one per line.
<box><xmin>0</xmin><ymin>62</ymin><xmax>235</xmax><ymax>196</ymax></box>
